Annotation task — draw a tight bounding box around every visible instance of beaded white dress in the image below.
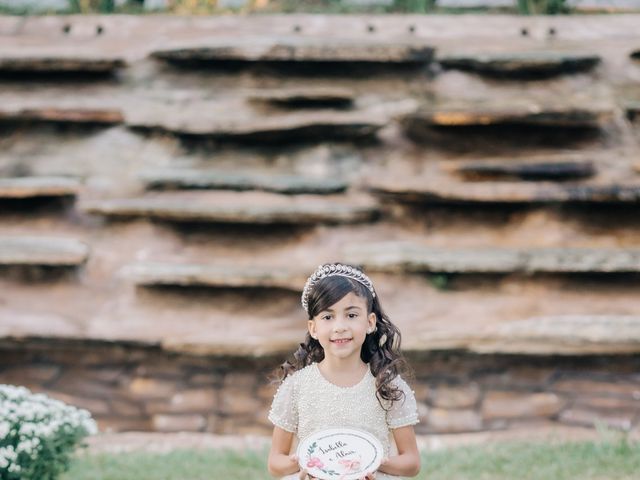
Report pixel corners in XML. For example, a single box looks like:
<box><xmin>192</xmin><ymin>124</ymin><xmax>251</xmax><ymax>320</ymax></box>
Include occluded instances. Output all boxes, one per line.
<box><xmin>268</xmin><ymin>362</ymin><xmax>419</xmax><ymax>480</ymax></box>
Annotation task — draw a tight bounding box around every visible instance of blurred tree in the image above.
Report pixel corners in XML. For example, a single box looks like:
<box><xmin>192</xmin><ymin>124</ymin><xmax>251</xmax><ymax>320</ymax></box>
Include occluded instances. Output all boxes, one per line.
<box><xmin>68</xmin><ymin>0</ymin><xmax>115</xmax><ymax>11</ymax></box>
<box><xmin>393</xmin><ymin>0</ymin><xmax>436</xmax><ymax>12</ymax></box>
<box><xmin>517</xmin><ymin>0</ymin><xmax>569</xmax><ymax>13</ymax></box>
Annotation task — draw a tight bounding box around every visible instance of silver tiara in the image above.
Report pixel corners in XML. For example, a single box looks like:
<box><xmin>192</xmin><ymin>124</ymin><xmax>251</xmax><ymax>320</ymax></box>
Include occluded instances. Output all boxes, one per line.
<box><xmin>301</xmin><ymin>263</ymin><xmax>376</xmax><ymax>313</ymax></box>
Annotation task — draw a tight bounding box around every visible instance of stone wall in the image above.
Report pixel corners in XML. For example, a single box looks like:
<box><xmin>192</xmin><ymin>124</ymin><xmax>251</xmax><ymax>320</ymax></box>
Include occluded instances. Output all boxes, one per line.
<box><xmin>2</xmin><ymin>341</ymin><xmax>638</xmax><ymax>435</ymax></box>
<box><xmin>3</xmin><ymin>15</ymin><xmax>640</xmax><ymax>359</ymax></box>
<box><xmin>2</xmin><ymin>14</ymin><xmax>640</xmax><ymax>440</ymax></box>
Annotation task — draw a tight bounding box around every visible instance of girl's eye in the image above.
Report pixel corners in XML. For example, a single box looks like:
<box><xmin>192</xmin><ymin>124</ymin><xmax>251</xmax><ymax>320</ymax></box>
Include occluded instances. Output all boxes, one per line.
<box><xmin>321</xmin><ymin>315</ymin><xmax>332</xmax><ymax>321</ymax></box>
<box><xmin>348</xmin><ymin>313</ymin><xmax>358</xmax><ymax>318</ymax></box>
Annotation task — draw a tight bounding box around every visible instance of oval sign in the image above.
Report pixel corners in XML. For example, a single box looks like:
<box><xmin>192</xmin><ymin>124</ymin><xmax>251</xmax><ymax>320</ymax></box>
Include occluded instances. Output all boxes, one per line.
<box><xmin>296</xmin><ymin>428</ymin><xmax>384</xmax><ymax>480</ymax></box>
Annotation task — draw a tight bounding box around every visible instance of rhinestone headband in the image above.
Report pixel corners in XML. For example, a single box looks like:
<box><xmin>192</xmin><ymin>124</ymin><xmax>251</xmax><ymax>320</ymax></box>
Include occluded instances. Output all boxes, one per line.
<box><xmin>301</xmin><ymin>263</ymin><xmax>376</xmax><ymax>313</ymax></box>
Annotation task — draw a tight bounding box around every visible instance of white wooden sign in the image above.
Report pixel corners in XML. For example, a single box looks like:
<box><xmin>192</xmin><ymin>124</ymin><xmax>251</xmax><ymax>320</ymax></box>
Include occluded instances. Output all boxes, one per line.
<box><xmin>297</xmin><ymin>428</ymin><xmax>384</xmax><ymax>480</ymax></box>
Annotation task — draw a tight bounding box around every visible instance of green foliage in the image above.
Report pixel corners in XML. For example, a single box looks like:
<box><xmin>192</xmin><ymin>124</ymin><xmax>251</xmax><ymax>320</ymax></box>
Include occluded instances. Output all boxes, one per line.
<box><xmin>422</xmin><ymin>437</ymin><xmax>640</xmax><ymax>480</ymax></box>
<box><xmin>428</xmin><ymin>273</ymin><xmax>451</xmax><ymax>290</ymax></box>
<box><xmin>61</xmin><ymin>438</ymin><xmax>640</xmax><ymax>480</ymax></box>
<box><xmin>0</xmin><ymin>385</ymin><xmax>97</xmax><ymax>480</ymax></box>
<box><xmin>0</xmin><ymin>4</ymin><xmax>68</xmax><ymax>14</ymax></box>
<box><xmin>393</xmin><ymin>0</ymin><xmax>436</xmax><ymax>13</ymax></box>
<box><xmin>67</xmin><ymin>0</ymin><xmax>116</xmax><ymax>13</ymax></box>
<box><xmin>0</xmin><ymin>0</ymin><xmax>585</xmax><ymax>15</ymax></box>
<box><xmin>517</xmin><ymin>0</ymin><xmax>569</xmax><ymax>14</ymax></box>
<box><xmin>63</xmin><ymin>448</ymin><xmax>271</xmax><ymax>480</ymax></box>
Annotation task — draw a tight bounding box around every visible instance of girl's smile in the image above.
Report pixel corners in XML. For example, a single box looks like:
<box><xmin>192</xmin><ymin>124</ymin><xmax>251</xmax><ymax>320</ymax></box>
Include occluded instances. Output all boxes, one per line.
<box><xmin>308</xmin><ymin>292</ymin><xmax>376</xmax><ymax>362</ymax></box>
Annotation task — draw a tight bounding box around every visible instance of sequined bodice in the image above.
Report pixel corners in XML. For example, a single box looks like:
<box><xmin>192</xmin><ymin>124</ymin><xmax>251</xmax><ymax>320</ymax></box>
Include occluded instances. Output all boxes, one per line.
<box><xmin>297</xmin><ymin>363</ymin><xmax>391</xmax><ymax>455</ymax></box>
<box><xmin>268</xmin><ymin>362</ymin><xmax>419</xmax><ymax>473</ymax></box>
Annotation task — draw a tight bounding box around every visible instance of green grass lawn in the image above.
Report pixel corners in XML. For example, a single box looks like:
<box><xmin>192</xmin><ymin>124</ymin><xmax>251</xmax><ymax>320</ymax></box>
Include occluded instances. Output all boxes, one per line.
<box><xmin>62</xmin><ymin>438</ymin><xmax>640</xmax><ymax>480</ymax></box>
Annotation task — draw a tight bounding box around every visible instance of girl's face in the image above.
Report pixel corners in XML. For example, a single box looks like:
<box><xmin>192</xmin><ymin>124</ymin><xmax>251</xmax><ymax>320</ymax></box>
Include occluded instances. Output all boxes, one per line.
<box><xmin>308</xmin><ymin>291</ymin><xmax>376</xmax><ymax>362</ymax></box>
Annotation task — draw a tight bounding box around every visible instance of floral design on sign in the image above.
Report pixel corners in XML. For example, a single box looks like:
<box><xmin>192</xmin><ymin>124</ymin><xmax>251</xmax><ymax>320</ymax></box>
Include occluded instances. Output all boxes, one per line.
<box><xmin>297</xmin><ymin>428</ymin><xmax>384</xmax><ymax>480</ymax></box>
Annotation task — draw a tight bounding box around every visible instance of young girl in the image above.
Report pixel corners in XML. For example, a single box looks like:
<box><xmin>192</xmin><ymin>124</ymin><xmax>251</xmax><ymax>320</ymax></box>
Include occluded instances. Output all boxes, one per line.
<box><xmin>267</xmin><ymin>263</ymin><xmax>421</xmax><ymax>480</ymax></box>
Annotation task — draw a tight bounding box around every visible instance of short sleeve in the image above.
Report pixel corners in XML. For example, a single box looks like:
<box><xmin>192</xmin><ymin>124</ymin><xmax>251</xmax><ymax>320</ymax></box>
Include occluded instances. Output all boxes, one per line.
<box><xmin>386</xmin><ymin>376</ymin><xmax>419</xmax><ymax>429</ymax></box>
<box><xmin>268</xmin><ymin>374</ymin><xmax>298</xmax><ymax>433</ymax></box>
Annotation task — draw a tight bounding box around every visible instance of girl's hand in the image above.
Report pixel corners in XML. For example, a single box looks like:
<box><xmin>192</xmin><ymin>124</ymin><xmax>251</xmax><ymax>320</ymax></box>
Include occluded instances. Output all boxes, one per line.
<box><xmin>298</xmin><ymin>469</ymin><xmax>317</xmax><ymax>480</ymax></box>
<box><xmin>360</xmin><ymin>456</ymin><xmax>388</xmax><ymax>480</ymax></box>
<box><xmin>291</xmin><ymin>455</ymin><xmax>317</xmax><ymax>480</ymax></box>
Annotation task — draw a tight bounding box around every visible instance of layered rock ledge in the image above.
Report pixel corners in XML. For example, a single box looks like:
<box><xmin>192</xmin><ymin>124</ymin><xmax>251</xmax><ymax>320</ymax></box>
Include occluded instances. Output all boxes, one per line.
<box><xmin>139</xmin><ymin>169</ymin><xmax>349</xmax><ymax>195</ymax></box>
<box><xmin>438</xmin><ymin>52</ymin><xmax>601</xmax><ymax>77</ymax></box>
<box><xmin>369</xmin><ymin>178</ymin><xmax>640</xmax><ymax>203</ymax></box>
<box><xmin>151</xmin><ymin>38</ymin><xmax>435</xmax><ymax>65</ymax></box>
<box><xmin>81</xmin><ymin>191</ymin><xmax>379</xmax><ymax>224</ymax></box>
<box><xmin>125</xmin><ymin>263</ymin><xmax>306</xmax><ymax>290</ymax></box>
<box><xmin>344</xmin><ymin>242</ymin><xmax>640</xmax><ymax>273</ymax></box>
<box><xmin>0</xmin><ymin>177</ymin><xmax>81</xmax><ymax>199</ymax></box>
<box><xmin>0</xmin><ymin>236</ymin><xmax>89</xmax><ymax>266</ymax></box>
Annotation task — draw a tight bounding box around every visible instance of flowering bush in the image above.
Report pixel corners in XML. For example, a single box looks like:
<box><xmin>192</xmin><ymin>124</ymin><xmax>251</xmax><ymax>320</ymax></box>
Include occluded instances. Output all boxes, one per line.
<box><xmin>0</xmin><ymin>385</ymin><xmax>97</xmax><ymax>480</ymax></box>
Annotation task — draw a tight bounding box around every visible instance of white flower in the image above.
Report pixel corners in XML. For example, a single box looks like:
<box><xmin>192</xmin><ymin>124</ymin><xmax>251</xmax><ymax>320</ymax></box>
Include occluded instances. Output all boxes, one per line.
<box><xmin>0</xmin><ymin>384</ymin><xmax>98</xmax><ymax>476</ymax></box>
<box><xmin>0</xmin><ymin>420</ymin><xmax>10</xmax><ymax>438</ymax></box>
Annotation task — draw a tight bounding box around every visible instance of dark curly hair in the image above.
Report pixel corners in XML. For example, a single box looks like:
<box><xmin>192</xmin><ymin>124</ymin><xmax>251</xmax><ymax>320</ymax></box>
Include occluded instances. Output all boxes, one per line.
<box><xmin>276</xmin><ymin>264</ymin><xmax>409</xmax><ymax>410</ymax></box>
